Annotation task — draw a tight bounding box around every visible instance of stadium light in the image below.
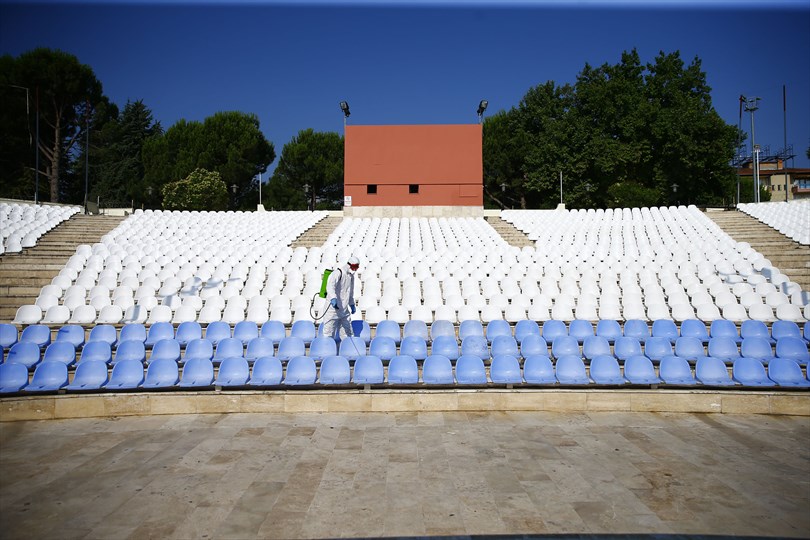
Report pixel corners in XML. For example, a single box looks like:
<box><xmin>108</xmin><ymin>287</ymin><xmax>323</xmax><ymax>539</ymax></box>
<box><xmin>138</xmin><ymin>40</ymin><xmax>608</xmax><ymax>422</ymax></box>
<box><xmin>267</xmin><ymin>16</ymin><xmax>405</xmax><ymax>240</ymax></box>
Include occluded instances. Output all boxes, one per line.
<box><xmin>741</xmin><ymin>95</ymin><xmax>762</xmax><ymax>203</ymax></box>
<box><xmin>477</xmin><ymin>100</ymin><xmax>488</xmax><ymax>123</ymax></box>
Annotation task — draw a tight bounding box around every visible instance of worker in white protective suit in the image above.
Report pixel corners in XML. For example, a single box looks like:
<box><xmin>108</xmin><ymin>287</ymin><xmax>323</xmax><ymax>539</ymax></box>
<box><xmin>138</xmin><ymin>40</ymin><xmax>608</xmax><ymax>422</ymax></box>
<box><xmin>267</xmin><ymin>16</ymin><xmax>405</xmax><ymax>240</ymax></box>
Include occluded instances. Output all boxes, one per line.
<box><xmin>321</xmin><ymin>256</ymin><xmax>359</xmax><ymax>340</ymax></box>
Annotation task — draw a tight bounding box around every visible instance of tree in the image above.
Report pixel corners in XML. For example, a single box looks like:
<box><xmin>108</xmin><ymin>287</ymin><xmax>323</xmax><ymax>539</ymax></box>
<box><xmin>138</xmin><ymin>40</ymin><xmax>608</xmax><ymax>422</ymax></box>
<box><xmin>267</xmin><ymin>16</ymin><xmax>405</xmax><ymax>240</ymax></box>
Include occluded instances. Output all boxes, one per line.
<box><xmin>162</xmin><ymin>168</ymin><xmax>228</xmax><ymax>211</ymax></box>
<box><xmin>1</xmin><ymin>48</ymin><xmax>105</xmax><ymax>202</ymax></box>
<box><xmin>269</xmin><ymin>129</ymin><xmax>344</xmax><ymax>210</ymax></box>
<box><xmin>142</xmin><ymin>111</ymin><xmax>275</xmax><ymax>209</ymax></box>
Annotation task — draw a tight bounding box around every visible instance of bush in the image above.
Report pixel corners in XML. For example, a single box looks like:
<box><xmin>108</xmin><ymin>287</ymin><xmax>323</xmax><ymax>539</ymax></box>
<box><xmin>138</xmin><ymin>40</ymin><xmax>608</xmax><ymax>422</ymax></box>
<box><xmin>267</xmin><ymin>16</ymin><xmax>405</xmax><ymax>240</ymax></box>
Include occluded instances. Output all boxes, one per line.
<box><xmin>162</xmin><ymin>168</ymin><xmax>228</xmax><ymax>211</ymax></box>
<box><xmin>606</xmin><ymin>182</ymin><xmax>661</xmax><ymax>208</ymax></box>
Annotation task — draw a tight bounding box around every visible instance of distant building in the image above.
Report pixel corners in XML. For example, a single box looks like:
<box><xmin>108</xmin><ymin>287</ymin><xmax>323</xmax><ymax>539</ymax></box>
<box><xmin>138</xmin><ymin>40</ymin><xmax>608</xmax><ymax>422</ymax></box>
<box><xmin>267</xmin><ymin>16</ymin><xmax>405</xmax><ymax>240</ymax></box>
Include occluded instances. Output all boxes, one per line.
<box><xmin>736</xmin><ymin>157</ymin><xmax>810</xmax><ymax>201</ymax></box>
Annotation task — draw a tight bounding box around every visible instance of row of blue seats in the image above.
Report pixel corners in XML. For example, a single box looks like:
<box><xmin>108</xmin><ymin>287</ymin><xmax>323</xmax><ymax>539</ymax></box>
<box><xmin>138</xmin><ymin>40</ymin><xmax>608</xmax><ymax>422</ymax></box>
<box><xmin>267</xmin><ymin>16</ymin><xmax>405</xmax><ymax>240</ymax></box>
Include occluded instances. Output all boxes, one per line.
<box><xmin>4</xmin><ymin>333</ymin><xmax>808</xmax><ymax>371</ymax></box>
<box><xmin>2</xmin><ymin>354</ymin><xmax>808</xmax><ymax>394</ymax></box>
<box><xmin>3</xmin><ymin>319</ymin><xmax>809</xmax><ymax>353</ymax></box>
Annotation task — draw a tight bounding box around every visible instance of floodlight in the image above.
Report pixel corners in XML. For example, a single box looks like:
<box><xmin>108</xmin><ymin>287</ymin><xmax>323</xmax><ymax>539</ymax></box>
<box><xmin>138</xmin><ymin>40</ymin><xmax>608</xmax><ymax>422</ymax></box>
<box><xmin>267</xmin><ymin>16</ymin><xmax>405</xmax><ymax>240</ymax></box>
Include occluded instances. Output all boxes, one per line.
<box><xmin>340</xmin><ymin>101</ymin><xmax>350</xmax><ymax>117</ymax></box>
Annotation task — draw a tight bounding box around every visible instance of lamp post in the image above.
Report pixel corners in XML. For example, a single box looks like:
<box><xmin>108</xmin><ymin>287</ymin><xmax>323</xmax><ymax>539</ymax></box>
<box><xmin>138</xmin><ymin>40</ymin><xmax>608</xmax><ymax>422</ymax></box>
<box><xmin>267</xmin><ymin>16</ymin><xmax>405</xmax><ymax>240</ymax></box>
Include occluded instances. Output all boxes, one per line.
<box><xmin>303</xmin><ymin>183</ymin><xmax>311</xmax><ymax>211</ymax></box>
<box><xmin>672</xmin><ymin>183</ymin><xmax>679</xmax><ymax>206</ymax></box>
<box><xmin>340</xmin><ymin>101</ymin><xmax>350</xmax><ymax>128</ymax></box>
<box><xmin>500</xmin><ymin>182</ymin><xmax>507</xmax><ymax>210</ymax></box>
<box><xmin>477</xmin><ymin>100</ymin><xmax>488</xmax><ymax>124</ymax></box>
<box><xmin>146</xmin><ymin>186</ymin><xmax>153</xmax><ymax>209</ymax></box>
<box><xmin>742</xmin><ymin>96</ymin><xmax>761</xmax><ymax>203</ymax></box>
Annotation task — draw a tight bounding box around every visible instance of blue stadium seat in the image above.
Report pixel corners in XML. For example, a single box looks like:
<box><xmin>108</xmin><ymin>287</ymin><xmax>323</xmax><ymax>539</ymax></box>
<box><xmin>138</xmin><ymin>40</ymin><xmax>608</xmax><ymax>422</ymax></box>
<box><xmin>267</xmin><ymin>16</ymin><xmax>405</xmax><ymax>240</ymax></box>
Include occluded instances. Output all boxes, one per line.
<box><xmin>369</xmin><ymin>336</ymin><xmax>397</xmax><ymax>361</ymax></box>
<box><xmin>651</xmin><ymin>319</ymin><xmax>679</xmax><ymax>343</ymax></box>
<box><xmin>112</xmin><ymin>339</ymin><xmax>146</xmax><ymax>364</ymax></box>
<box><xmin>541</xmin><ymin>320</ymin><xmax>567</xmax><ymax>343</ymax></box>
<box><xmin>613</xmin><ymin>337</ymin><xmax>643</xmax><ymax>362</ymax></box>
<box><xmin>623</xmin><ymin>320</ymin><xmax>650</xmax><ymax>342</ymax></box>
<box><xmin>491</xmin><ymin>335</ymin><xmax>519</xmax><ymax>358</ymax></box>
<box><xmin>42</xmin><ymin>341</ymin><xmax>76</xmax><ymax>366</ymax></box>
<box><xmin>404</xmin><ymin>320</ymin><xmax>429</xmax><ymax>341</ymax></box>
<box><xmin>695</xmin><ymin>357</ymin><xmax>735</xmax><ymax>386</ymax></box>
<box><xmin>177</xmin><ymin>357</ymin><xmax>214</xmax><ymax>388</ymax></box>
<box><xmin>284</xmin><ymin>355</ymin><xmax>317</xmax><ymax>385</ymax></box>
<box><xmin>214</xmin><ymin>357</ymin><xmax>250</xmax><ymax>387</ymax></box>
<box><xmin>65</xmin><ymin>360</ymin><xmax>109</xmax><ymax>391</ymax></box>
<box><xmin>523</xmin><ymin>355</ymin><xmax>556</xmax><ymax>385</ymax></box>
<box><xmin>213</xmin><ymin>337</ymin><xmax>243</xmax><ymax>364</ymax></box>
<box><xmin>25</xmin><ymin>361</ymin><xmax>69</xmax><ymax>392</ymax></box>
<box><xmin>233</xmin><ymin>321</ymin><xmax>259</xmax><ymax>346</ymax></box>
<box><xmin>184</xmin><ymin>338</ymin><xmax>214</xmax><ymax>362</ymax></box>
<box><xmin>520</xmin><ymin>334</ymin><xmax>548</xmax><ymax>359</ymax></box>
<box><xmin>740</xmin><ymin>320</ymin><xmax>772</xmax><ymax>343</ymax></box>
<box><xmin>582</xmin><ymin>336</ymin><xmax>610</xmax><ymax>361</ymax></box>
<box><xmin>459</xmin><ymin>320</ymin><xmax>484</xmax><ymax>341</ymax></box>
<box><xmin>595</xmin><ymin>320</ymin><xmax>622</xmax><ymax>343</ymax></box>
<box><xmin>175</xmin><ymin>321</ymin><xmax>202</xmax><ymax>347</ymax></box>
<box><xmin>277</xmin><ymin>336</ymin><xmax>306</xmax><ymax>362</ymax></box>
<box><xmin>455</xmin><ymin>354</ymin><xmax>487</xmax><ymax>384</ymax></box>
<box><xmin>319</xmin><ymin>355</ymin><xmax>351</xmax><ymax>384</ymax></box>
<box><xmin>673</xmin><ymin>336</ymin><xmax>706</xmax><ymax>362</ymax></box>
<box><xmin>589</xmin><ymin>355</ymin><xmax>626</xmax><ymax>385</ymax></box>
<box><xmin>351</xmin><ymin>320</ymin><xmax>372</xmax><ymax>344</ymax></box>
<box><xmin>490</xmin><ymin>354</ymin><xmax>522</xmax><ymax>384</ymax></box>
<box><xmin>0</xmin><ymin>323</ymin><xmax>18</xmax><ymax>350</ymax></box>
<box><xmin>551</xmin><ymin>336</ymin><xmax>580</xmax><ymax>359</ymax></box>
<box><xmin>643</xmin><ymin>336</ymin><xmax>673</xmax><ymax>363</ymax></box>
<box><xmin>149</xmin><ymin>339</ymin><xmax>182</xmax><ymax>365</ymax></box>
<box><xmin>387</xmin><ymin>355</ymin><xmax>419</xmax><ymax>384</ymax></box>
<box><xmin>260</xmin><ymin>320</ymin><xmax>286</xmax><ymax>344</ymax></box>
<box><xmin>376</xmin><ymin>320</ymin><xmax>402</xmax><ymax>345</ymax></box>
<box><xmin>399</xmin><ymin>336</ymin><xmax>427</xmax><ymax>361</ymax></box>
<box><xmin>624</xmin><ymin>355</ymin><xmax>662</xmax><ymax>385</ymax></box>
<box><xmin>88</xmin><ymin>324</ymin><xmax>118</xmax><ymax>347</ymax></box>
<box><xmin>290</xmin><ymin>320</ymin><xmax>316</xmax><ymax>345</ymax></box>
<box><xmin>485</xmin><ymin>319</ymin><xmax>511</xmax><ymax>343</ymax></box>
<box><xmin>422</xmin><ymin>355</ymin><xmax>454</xmax><ymax>384</ymax></box>
<box><xmin>568</xmin><ymin>320</ymin><xmax>594</xmax><ymax>344</ymax></box>
<box><xmin>309</xmin><ymin>337</ymin><xmax>337</xmax><ymax>361</ymax></box>
<box><xmin>431</xmin><ymin>335</ymin><xmax>459</xmax><ymax>361</ymax></box>
<box><xmin>555</xmin><ymin>355</ymin><xmax>590</xmax><ymax>385</ymax></box>
<box><xmin>79</xmin><ymin>341</ymin><xmax>112</xmax><ymax>364</ymax></box>
<box><xmin>0</xmin><ymin>362</ymin><xmax>29</xmax><ymax>393</ymax></box>
<box><xmin>55</xmin><ymin>325</ymin><xmax>85</xmax><ymax>349</ymax></box>
<box><xmin>339</xmin><ymin>336</ymin><xmax>368</xmax><ymax>362</ymax></box>
<box><xmin>771</xmin><ymin>320</ymin><xmax>801</xmax><ymax>341</ymax></box>
<box><xmin>732</xmin><ymin>357</ymin><xmax>775</xmax><ymax>386</ymax></box>
<box><xmin>707</xmin><ymin>336</ymin><xmax>741</xmax><ymax>363</ymax></box>
<box><xmin>709</xmin><ymin>319</ymin><xmax>740</xmax><ymax>343</ymax></box>
<box><xmin>144</xmin><ymin>321</ymin><xmax>174</xmax><ymax>348</ymax></box>
<box><xmin>775</xmin><ymin>337</ymin><xmax>809</xmax><ymax>366</ymax></box>
<box><xmin>120</xmin><ymin>323</ymin><xmax>147</xmax><ymax>344</ymax></box>
<box><xmin>245</xmin><ymin>337</ymin><xmax>275</xmax><ymax>362</ymax></box>
<box><xmin>142</xmin><ymin>358</ymin><xmax>179</xmax><ymax>389</ymax></box>
<box><xmin>740</xmin><ymin>337</ymin><xmax>775</xmax><ymax>364</ymax></box>
<box><xmin>205</xmin><ymin>321</ymin><xmax>232</xmax><ymax>346</ymax></box>
<box><xmin>20</xmin><ymin>324</ymin><xmax>51</xmax><ymax>349</ymax></box>
<box><xmin>514</xmin><ymin>320</ymin><xmax>540</xmax><ymax>344</ymax></box>
<box><xmin>659</xmin><ymin>356</ymin><xmax>697</xmax><ymax>385</ymax></box>
<box><xmin>105</xmin><ymin>359</ymin><xmax>145</xmax><ymax>389</ymax></box>
<box><xmin>6</xmin><ymin>341</ymin><xmax>41</xmax><ymax>369</ymax></box>
<box><xmin>460</xmin><ymin>335</ymin><xmax>488</xmax><ymax>361</ymax></box>
<box><xmin>429</xmin><ymin>320</ymin><xmax>455</xmax><ymax>342</ymax></box>
<box><xmin>353</xmin><ymin>355</ymin><xmax>384</xmax><ymax>384</ymax></box>
<box><xmin>767</xmin><ymin>358</ymin><xmax>810</xmax><ymax>387</ymax></box>
<box><xmin>248</xmin><ymin>356</ymin><xmax>283</xmax><ymax>386</ymax></box>
<box><xmin>679</xmin><ymin>319</ymin><xmax>709</xmax><ymax>343</ymax></box>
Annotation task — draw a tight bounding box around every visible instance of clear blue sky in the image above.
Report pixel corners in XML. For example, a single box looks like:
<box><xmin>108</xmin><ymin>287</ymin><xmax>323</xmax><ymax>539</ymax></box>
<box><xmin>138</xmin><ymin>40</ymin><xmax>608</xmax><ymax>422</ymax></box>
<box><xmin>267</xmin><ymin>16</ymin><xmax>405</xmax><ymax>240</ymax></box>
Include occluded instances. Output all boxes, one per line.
<box><xmin>1</xmin><ymin>0</ymin><xmax>809</xmax><ymax>178</ymax></box>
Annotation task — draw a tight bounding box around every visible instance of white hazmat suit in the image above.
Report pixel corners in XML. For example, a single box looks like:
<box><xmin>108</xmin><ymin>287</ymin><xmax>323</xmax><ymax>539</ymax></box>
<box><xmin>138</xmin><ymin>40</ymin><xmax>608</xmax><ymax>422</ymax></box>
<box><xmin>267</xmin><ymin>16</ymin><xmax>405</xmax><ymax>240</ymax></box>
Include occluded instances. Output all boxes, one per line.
<box><xmin>321</xmin><ymin>258</ymin><xmax>357</xmax><ymax>340</ymax></box>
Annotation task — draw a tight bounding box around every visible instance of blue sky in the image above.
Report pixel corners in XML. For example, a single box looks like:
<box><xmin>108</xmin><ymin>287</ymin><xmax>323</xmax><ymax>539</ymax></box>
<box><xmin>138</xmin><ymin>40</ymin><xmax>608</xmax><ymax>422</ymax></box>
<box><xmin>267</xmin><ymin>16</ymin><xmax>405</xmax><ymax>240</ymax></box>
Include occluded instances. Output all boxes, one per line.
<box><xmin>1</xmin><ymin>0</ymin><xmax>809</xmax><ymax>179</ymax></box>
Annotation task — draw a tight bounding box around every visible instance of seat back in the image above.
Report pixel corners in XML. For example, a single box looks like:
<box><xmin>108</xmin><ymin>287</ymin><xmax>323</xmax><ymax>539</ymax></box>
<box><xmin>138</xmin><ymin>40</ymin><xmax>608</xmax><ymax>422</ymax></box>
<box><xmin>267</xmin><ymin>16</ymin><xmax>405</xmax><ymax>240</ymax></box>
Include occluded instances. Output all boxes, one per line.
<box><xmin>643</xmin><ymin>336</ymin><xmax>673</xmax><ymax>362</ymax></box>
<box><xmin>28</xmin><ymin>361</ymin><xmax>69</xmax><ymax>391</ymax></box>
<box><xmin>284</xmin><ymin>356</ymin><xmax>317</xmax><ymax>385</ymax></box>
<box><xmin>455</xmin><ymin>354</ymin><xmax>487</xmax><ymax>384</ymax></box>
<box><xmin>491</xmin><ymin>335</ymin><xmax>519</xmax><ymax>358</ymax></box>
<box><xmin>144</xmin><ymin>358</ymin><xmax>179</xmax><ymax>387</ymax></box>
<box><xmin>215</xmin><ymin>357</ymin><xmax>250</xmax><ymax>386</ymax></box>
<box><xmin>551</xmin><ymin>336</ymin><xmax>580</xmax><ymax>359</ymax></box>
<box><xmin>624</xmin><ymin>355</ymin><xmax>661</xmax><ymax>384</ymax></box>
<box><xmin>319</xmin><ymin>355</ymin><xmax>351</xmax><ymax>384</ymax></box>
<box><xmin>214</xmin><ymin>337</ymin><xmax>244</xmax><ymax>361</ymax></box>
<box><xmin>460</xmin><ymin>335</ymin><xmax>488</xmax><ymax>361</ymax></box>
<box><xmin>659</xmin><ymin>356</ymin><xmax>696</xmax><ymax>385</ymax></box>
<box><xmin>651</xmin><ymin>319</ymin><xmax>678</xmax><ymax>342</ymax></box>
<box><xmin>205</xmin><ymin>321</ymin><xmax>232</xmax><ymax>345</ymax></box>
<box><xmin>595</xmin><ymin>320</ymin><xmax>621</xmax><ymax>343</ymax></box>
<box><xmin>541</xmin><ymin>320</ymin><xmax>567</xmax><ymax>342</ymax></box>
<box><xmin>184</xmin><ymin>338</ymin><xmax>214</xmax><ymax>361</ymax></box>
<box><xmin>768</xmin><ymin>358</ymin><xmax>810</xmax><ymax>386</ymax></box>
<box><xmin>0</xmin><ymin>362</ymin><xmax>29</xmax><ymax>392</ymax></box>
<box><xmin>250</xmin><ymin>356</ymin><xmax>283</xmax><ymax>385</ymax></box>
<box><xmin>65</xmin><ymin>360</ymin><xmax>108</xmax><ymax>390</ymax></box>
<box><xmin>175</xmin><ymin>321</ymin><xmax>203</xmax><ymax>346</ymax></box>
<box><xmin>422</xmin><ymin>355</ymin><xmax>454</xmax><ymax>384</ymax></box>
<box><xmin>679</xmin><ymin>319</ymin><xmax>709</xmax><ymax>341</ymax></box>
<box><xmin>43</xmin><ymin>341</ymin><xmax>77</xmax><ymax>365</ymax></box>
<box><xmin>589</xmin><ymin>355</ymin><xmax>625</xmax><ymax>385</ymax></box>
<box><xmin>523</xmin><ymin>355</ymin><xmax>555</xmax><ymax>384</ymax></box>
<box><xmin>245</xmin><ymin>337</ymin><xmax>274</xmax><ymax>360</ymax></box>
<box><xmin>278</xmin><ymin>336</ymin><xmax>306</xmax><ymax>361</ymax></box>
<box><xmin>88</xmin><ymin>324</ymin><xmax>118</xmax><ymax>346</ymax></box>
<box><xmin>399</xmin><ymin>336</ymin><xmax>427</xmax><ymax>361</ymax></box>
<box><xmin>732</xmin><ymin>357</ymin><xmax>773</xmax><ymax>386</ymax></box>
<box><xmin>145</xmin><ymin>321</ymin><xmax>174</xmax><ymax>347</ymax></box>
<box><xmin>80</xmin><ymin>341</ymin><xmax>112</xmax><ymax>364</ymax></box>
<box><xmin>388</xmin><ymin>355</ymin><xmax>419</xmax><ymax>384</ymax></box>
<box><xmin>353</xmin><ymin>355</ymin><xmax>384</xmax><ymax>384</ymax></box>
<box><xmin>568</xmin><ymin>320</ymin><xmax>594</xmax><ymax>343</ymax></box>
<box><xmin>555</xmin><ymin>355</ymin><xmax>589</xmax><ymax>385</ymax></box>
<box><xmin>150</xmin><ymin>339</ymin><xmax>182</xmax><ymax>363</ymax></box>
<box><xmin>260</xmin><ymin>320</ymin><xmax>286</xmax><ymax>344</ymax></box>
<box><xmin>369</xmin><ymin>336</ymin><xmax>397</xmax><ymax>361</ymax></box>
<box><xmin>490</xmin><ymin>354</ymin><xmax>522</xmax><ymax>384</ymax></box>
<box><xmin>582</xmin><ymin>336</ymin><xmax>610</xmax><ymax>360</ymax></box>
<box><xmin>775</xmin><ymin>337</ymin><xmax>809</xmax><ymax>364</ymax></box>
<box><xmin>107</xmin><ymin>358</ymin><xmax>145</xmax><ymax>388</ymax></box>
<box><xmin>695</xmin><ymin>356</ymin><xmax>734</xmax><ymax>385</ymax></box>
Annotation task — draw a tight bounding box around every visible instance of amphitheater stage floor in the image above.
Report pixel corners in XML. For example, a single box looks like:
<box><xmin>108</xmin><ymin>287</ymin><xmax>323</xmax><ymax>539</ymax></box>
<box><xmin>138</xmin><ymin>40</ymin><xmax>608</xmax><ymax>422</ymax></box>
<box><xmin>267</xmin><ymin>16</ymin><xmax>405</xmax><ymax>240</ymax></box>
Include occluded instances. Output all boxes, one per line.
<box><xmin>1</xmin><ymin>410</ymin><xmax>808</xmax><ymax>539</ymax></box>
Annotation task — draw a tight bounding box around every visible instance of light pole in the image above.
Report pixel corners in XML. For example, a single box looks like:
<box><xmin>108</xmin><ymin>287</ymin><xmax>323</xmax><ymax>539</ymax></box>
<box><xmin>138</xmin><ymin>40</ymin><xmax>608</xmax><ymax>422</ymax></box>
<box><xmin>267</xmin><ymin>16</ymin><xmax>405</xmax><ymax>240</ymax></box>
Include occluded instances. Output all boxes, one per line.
<box><xmin>500</xmin><ymin>182</ymin><xmax>507</xmax><ymax>210</ymax></box>
<box><xmin>304</xmin><ymin>183</ymin><xmax>311</xmax><ymax>211</ymax></box>
<box><xmin>340</xmin><ymin>101</ymin><xmax>350</xmax><ymax>128</ymax></box>
<box><xmin>477</xmin><ymin>100</ymin><xmax>488</xmax><ymax>124</ymax></box>
<box><xmin>672</xmin><ymin>183</ymin><xmax>679</xmax><ymax>206</ymax></box>
<box><xmin>742</xmin><ymin>95</ymin><xmax>761</xmax><ymax>203</ymax></box>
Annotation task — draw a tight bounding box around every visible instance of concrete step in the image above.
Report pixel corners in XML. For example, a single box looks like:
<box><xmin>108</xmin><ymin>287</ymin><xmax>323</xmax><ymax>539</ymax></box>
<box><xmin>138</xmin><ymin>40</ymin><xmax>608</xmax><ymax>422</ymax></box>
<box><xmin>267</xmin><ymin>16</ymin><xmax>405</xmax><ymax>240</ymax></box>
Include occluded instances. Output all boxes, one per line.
<box><xmin>291</xmin><ymin>216</ymin><xmax>344</xmax><ymax>248</ymax></box>
<box><xmin>484</xmin><ymin>216</ymin><xmax>534</xmax><ymax>248</ymax></box>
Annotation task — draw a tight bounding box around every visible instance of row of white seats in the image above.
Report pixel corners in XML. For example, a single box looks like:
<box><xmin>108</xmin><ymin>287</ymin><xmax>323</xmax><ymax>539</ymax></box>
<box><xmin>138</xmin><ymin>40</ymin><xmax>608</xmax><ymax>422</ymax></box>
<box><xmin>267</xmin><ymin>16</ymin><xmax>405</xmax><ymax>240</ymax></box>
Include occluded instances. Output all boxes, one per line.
<box><xmin>1</xmin><ymin>202</ymin><xmax>80</xmax><ymax>254</ymax></box>
<box><xmin>737</xmin><ymin>201</ymin><xmax>810</xmax><ymax>245</ymax></box>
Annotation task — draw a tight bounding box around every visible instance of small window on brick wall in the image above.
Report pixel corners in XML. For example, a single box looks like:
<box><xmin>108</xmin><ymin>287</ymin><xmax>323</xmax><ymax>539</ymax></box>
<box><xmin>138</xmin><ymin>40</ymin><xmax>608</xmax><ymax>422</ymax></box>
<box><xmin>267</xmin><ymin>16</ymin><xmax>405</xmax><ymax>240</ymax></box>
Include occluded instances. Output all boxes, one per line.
<box><xmin>409</xmin><ymin>184</ymin><xmax>419</xmax><ymax>194</ymax></box>
<box><xmin>367</xmin><ymin>184</ymin><xmax>377</xmax><ymax>194</ymax></box>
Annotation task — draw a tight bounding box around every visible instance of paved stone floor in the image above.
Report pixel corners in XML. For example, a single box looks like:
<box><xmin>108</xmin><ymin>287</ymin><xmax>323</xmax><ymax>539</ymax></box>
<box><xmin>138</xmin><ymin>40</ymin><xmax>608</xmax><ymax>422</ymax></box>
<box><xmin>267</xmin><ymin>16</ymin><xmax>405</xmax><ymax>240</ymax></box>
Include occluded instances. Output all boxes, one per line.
<box><xmin>1</xmin><ymin>411</ymin><xmax>808</xmax><ymax>539</ymax></box>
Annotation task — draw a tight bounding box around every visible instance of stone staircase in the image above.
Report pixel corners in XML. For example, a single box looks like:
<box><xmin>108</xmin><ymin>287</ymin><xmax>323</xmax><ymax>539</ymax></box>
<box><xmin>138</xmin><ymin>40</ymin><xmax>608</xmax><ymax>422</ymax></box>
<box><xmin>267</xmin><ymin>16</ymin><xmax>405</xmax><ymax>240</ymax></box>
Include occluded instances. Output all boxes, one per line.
<box><xmin>706</xmin><ymin>209</ymin><xmax>810</xmax><ymax>290</ymax></box>
<box><xmin>485</xmin><ymin>216</ymin><xmax>534</xmax><ymax>248</ymax></box>
<box><xmin>290</xmin><ymin>216</ymin><xmax>343</xmax><ymax>248</ymax></box>
<box><xmin>0</xmin><ymin>214</ymin><xmax>125</xmax><ymax>322</ymax></box>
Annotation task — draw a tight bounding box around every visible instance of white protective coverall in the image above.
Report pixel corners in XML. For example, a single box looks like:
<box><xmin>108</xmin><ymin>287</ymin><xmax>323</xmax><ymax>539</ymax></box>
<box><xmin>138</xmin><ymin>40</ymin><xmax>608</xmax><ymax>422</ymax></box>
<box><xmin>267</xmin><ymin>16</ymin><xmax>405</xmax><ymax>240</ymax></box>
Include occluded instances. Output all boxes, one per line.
<box><xmin>321</xmin><ymin>262</ymin><xmax>356</xmax><ymax>340</ymax></box>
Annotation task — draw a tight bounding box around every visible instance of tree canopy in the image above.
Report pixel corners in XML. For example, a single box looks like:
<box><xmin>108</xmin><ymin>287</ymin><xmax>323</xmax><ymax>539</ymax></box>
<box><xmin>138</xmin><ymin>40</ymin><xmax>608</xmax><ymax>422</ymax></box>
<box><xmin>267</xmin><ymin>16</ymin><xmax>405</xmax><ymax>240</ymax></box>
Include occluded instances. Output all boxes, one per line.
<box><xmin>162</xmin><ymin>168</ymin><xmax>228</xmax><ymax>211</ymax></box>
<box><xmin>484</xmin><ymin>49</ymin><xmax>741</xmax><ymax>209</ymax></box>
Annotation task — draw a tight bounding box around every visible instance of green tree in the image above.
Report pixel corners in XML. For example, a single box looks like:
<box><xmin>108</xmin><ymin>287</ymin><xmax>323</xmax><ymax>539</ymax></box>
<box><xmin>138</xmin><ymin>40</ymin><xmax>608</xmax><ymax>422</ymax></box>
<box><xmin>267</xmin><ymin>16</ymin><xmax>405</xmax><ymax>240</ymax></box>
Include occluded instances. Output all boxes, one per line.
<box><xmin>0</xmin><ymin>48</ymin><xmax>105</xmax><ymax>203</ymax></box>
<box><xmin>143</xmin><ymin>111</ymin><xmax>275</xmax><ymax>209</ymax></box>
<box><xmin>269</xmin><ymin>129</ymin><xmax>344</xmax><ymax>210</ymax></box>
<box><xmin>162</xmin><ymin>168</ymin><xmax>228</xmax><ymax>211</ymax></box>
